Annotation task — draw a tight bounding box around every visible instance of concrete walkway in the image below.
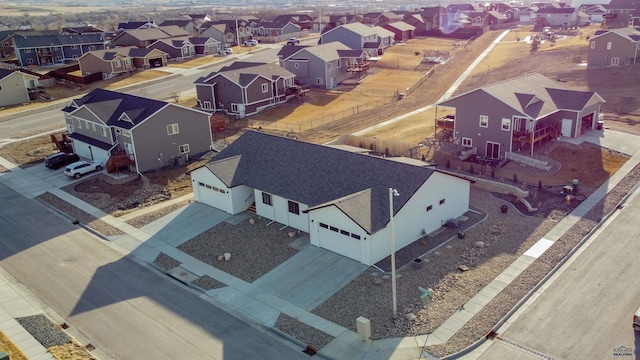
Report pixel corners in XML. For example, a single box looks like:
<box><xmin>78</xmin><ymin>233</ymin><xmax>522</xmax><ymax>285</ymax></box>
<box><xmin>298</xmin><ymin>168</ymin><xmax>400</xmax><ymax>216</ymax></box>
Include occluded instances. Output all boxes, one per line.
<box><xmin>1</xmin><ymin>128</ymin><xmax>639</xmax><ymax>360</ymax></box>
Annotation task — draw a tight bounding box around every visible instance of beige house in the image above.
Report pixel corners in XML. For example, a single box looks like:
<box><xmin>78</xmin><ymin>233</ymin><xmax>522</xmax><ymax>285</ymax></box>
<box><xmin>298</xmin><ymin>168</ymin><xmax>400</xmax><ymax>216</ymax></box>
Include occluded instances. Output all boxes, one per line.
<box><xmin>0</xmin><ymin>68</ymin><xmax>40</xmax><ymax>107</ymax></box>
<box><xmin>78</xmin><ymin>47</ymin><xmax>168</xmax><ymax>79</ymax></box>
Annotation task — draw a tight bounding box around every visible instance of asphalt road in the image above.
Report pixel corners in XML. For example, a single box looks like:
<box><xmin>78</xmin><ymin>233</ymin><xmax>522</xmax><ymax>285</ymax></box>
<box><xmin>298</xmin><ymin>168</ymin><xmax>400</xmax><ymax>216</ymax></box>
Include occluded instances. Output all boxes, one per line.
<box><xmin>469</xmin><ymin>188</ymin><xmax>640</xmax><ymax>360</ymax></box>
<box><xmin>0</xmin><ymin>181</ymin><xmax>307</xmax><ymax>360</ymax></box>
<box><xmin>0</xmin><ymin>46</ymin><xmax>282</xmax><ymax>138</ymax></box>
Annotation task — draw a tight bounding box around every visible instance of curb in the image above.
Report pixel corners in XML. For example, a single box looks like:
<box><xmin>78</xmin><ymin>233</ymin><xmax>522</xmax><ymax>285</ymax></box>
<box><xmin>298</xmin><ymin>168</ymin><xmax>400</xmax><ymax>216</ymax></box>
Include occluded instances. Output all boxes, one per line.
<box><xmin>442</xmin><ymin>178</ymin><xmax>640</xmax><ymax>359</ymax></box>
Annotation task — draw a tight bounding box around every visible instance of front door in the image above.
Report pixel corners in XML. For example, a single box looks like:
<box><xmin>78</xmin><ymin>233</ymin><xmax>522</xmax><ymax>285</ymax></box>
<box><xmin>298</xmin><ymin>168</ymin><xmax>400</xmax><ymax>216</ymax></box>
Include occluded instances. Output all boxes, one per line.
<box><xmin>561</xmin><ymin>119</ymin><xmax>572</xmax><ymax>137</ymax></box>
<box><xmin>486</xmin><ymin>142</ymin><xmax>500</xmax><ymax>159</ymax></box>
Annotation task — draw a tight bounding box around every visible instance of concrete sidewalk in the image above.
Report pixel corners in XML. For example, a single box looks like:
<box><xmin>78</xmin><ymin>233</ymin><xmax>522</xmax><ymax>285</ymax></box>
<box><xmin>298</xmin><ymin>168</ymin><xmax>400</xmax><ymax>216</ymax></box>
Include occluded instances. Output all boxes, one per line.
<box><xmin>2</xmin><ymin>128</ymin><xmax>639</xmax><ymax>360</ymax></box>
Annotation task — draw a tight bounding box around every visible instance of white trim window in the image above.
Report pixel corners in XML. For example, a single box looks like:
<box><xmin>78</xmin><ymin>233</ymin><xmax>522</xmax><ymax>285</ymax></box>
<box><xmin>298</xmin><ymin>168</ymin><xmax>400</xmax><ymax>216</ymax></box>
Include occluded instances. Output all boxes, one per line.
<box><xmin>479</xmin><ymin>115</ymin><xmax>489</xmax><ymax>128</ymax></box>
<box><xmin>101</xmin><ymin>127</ymin><xmax>107</xmax><ymax>137</ymax></box>
<box><xmin>231</xmin><ymin>104</ymin><xmax>239</xmax><ymax>112</ymax></box>
<box><xmin>462</xmin><ymin>137</ymin><xmax>472</xmax><ymax>147</ymax></box>
<box><xmin>167</xmin><ymin>124</ymin><xmax>179</xmax><ymax>135</ymax></box>
<box><xmin>501</xmin><ymin>118</ymin><xmax>511</xmax><ymax>131</ymax></box>
<box><xmin>590</xmin><ymin>41</ymin><xmax>595</xmax><ymax>49</ymax></box>
<box><xmin>606</xmin><ymin>41</ymin><xmax>611</xmax><ymax>50</ymax></box>
<box><xmin>179</xmin><ymin>144</ymin><xmax>190</xmax><ymax>154</ymax></box>
<box><xmin>611</xmin><ymin>57</ymin><xmax>619</xmax><ymax>66</ymax></box>
<box><xmin>261</xmin><ymin>83</ymin><xmax>268</xmax><ymax>93</ymax></box>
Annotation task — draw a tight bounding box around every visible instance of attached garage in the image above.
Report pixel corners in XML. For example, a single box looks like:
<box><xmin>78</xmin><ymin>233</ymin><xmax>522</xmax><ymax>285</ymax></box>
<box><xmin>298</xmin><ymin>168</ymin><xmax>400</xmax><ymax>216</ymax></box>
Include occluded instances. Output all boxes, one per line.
<box><xmin>69</xmin><ymin>133</ymin><xmax>113</xmax><ymax>165</ymax></box>
<box><xmin>316</xmin><ymin>223</ymin><xmax>362</xmax><ymax>262</ymax></box>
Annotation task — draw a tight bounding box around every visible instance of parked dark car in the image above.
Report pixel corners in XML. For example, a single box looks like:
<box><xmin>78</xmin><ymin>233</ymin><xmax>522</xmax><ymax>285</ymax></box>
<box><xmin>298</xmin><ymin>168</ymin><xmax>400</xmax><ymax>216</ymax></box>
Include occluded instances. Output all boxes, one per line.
<box><xmin>44</xmin><ymin>152</ymin><xmax>80</xmax><ymax>170</ymax></box>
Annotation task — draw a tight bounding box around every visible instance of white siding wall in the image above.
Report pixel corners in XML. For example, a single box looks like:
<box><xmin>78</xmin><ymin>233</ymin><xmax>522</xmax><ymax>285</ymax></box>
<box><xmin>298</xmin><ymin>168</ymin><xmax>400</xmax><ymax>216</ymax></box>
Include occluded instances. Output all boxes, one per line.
<box><xmin>370</xmin><ymin>173</ymin><xmax>470</xmax><ymax>265</ymax></box>
<box><xmin>255</xmin><ymin>192</ymin><xmax>309</xmax><ymax>232</ymax></box>
<box><xmin>230</xmin><ymin>185</ymin><xmax>254</xmax><ymax>214</ymax></box>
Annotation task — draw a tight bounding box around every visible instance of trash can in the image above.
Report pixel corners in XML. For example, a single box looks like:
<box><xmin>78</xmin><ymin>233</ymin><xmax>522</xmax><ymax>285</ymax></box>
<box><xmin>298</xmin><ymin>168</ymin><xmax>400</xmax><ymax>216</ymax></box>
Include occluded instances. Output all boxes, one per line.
<box><xmin>398</xmin><ymin>92</ymin><xmax>405</xmax><ymax>100</ymax></box>
<box><xmin>501</xmin><ymin>204</ymin><xmax>509</xmax><ymax>213</ymax></box>
<box><xmin>597</xmin><ymin>121</ymin><xmax>603</xmax><ymax>130</ymax></box>
<box><xmin>457</xmin><ymin>231</ymin><xmax>465</xmax><ymax>239</ymax></box>
<box><xmin>413</xmin><ymin>258</ymin><xmax>423</xmax><ymax>269</ymax></box>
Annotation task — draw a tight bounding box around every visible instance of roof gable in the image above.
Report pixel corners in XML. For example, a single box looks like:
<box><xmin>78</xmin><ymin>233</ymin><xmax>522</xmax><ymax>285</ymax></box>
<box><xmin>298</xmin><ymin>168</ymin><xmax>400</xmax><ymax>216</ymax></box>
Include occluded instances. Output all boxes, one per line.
<box><xmin>202</xmin><ymin>131</ymin><xmax>439</xmax><ymax>234</ymax></box>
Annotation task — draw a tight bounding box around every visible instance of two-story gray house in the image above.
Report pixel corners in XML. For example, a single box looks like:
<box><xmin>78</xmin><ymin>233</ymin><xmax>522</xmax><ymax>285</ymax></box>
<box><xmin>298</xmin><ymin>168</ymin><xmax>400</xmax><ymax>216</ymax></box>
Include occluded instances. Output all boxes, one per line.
<box><xmin>278</xmin><ymin>42</ymin><xmax>368</xmax><ymax>89</ymax></box>
<box><xmin>62</xmin><ymin>89</ymin><xmax>213</xmax><ymax>173</ymax></box>
<box><xmin>587</xmin><ymin>27</ymin><xmax>640</xmax><ymax>68</ymax></box>
<box><xmin>436</xmin><ymin>73</ymin><xmax>605</xmax><ymax>158</ymax></box>
<box><xmin>194</xmin><ymin>61</ymin><xmax>295</xmax><ymax>118</ymax></box>
<box><xmin>320</xmin><ymin>23</ymin><xmax>393</xmax><ymax>57</ymax></box>
<box><xmin>13</xmin><ymin>33</ymin><xmax>106</xmax><ymax>67</ymax></box>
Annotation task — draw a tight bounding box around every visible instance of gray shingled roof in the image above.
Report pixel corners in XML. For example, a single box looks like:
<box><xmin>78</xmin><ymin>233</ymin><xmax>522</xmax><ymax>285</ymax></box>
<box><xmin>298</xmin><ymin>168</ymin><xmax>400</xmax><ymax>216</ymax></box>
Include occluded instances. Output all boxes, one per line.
<box><xmin>62</xmin><ymin>89</ymin><xmax>167</xmax><ymax>130</ymax></box>
<box><xmin>201</xmin><ymin>130</ymin><xmax>438</xmax><ymax>234</ymax></box>
<box><xmin>299</xmin><ymin>42</ymin><xmax>352</xmax><ymax>61</ymax></box>
<box><xmin>195</xmin><ymin>61</ymin><xmax>294</xmax><ymax>86</ymax></box>
<box><xmin>592</xmin><ymin>26</ymin><xmax>640</xmax><ymax>41</ymax></box>
<box><xmin>13</xmin><ymin>33</ymin><xmax>105</xmax><ymax>48</ymax></box>
<box><xmin>438</xmin><ymin>73</ymin><xmax>603</xmax><ymax>119</ymax></box>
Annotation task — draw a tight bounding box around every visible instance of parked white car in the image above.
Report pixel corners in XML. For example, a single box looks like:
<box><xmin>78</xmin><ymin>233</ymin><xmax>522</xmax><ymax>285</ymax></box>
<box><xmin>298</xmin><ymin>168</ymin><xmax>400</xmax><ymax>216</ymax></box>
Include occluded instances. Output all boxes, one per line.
<box><xmin>219</xmin><ymin>47</ymin><xmax>233</xmax><ymax>55</ymax></box>
<box><xmin>243</xmin><ymin>39</ymin><xmax>258</xmax><ymax>46</ymax></box>
<box><xmin>64</xmin><ymin>161</ymin><xmax>103</xmax><ymax>179</ymax></box>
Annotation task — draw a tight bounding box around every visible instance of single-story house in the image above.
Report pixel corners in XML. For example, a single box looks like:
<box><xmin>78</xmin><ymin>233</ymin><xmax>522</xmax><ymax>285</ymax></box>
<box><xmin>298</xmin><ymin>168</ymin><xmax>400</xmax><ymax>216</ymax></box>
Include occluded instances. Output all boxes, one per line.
<box><xmin>190</xmin><ymin>130</ymin><xmax>471</xmax><ymax>266</ymax></box>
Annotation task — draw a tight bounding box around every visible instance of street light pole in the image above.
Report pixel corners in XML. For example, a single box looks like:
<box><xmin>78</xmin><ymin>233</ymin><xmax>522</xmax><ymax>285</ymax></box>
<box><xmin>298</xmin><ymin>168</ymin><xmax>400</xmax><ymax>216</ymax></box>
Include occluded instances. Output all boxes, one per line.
<box><xmin>389</xmin><ymin>187</ymin><xmax>399</xmax><ymax>317</ymax></box>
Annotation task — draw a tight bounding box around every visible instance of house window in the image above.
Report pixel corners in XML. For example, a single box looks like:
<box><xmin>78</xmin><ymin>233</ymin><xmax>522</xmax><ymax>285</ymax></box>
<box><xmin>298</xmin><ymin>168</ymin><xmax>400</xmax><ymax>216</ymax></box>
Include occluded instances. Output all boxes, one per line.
<box><xmin>115</xmin><ymin>60</ymin><xmax>122</xmax><ymax>67</ymax></box>
<box><xmin>203</xmin><ymin>101</ymin><xmax>211</xmax><ymax>109</ymax></box>
<box><xmin>231</xmin><ymin>104</ymin><xmax>239</xmax><ymax>112</ymax></box>
<box><xmin>319</xmin><ymin>222</ymin><xmax>329</xmax><ymax>229</ymax></box>
<box><xmin>611</xmin><ymin>57</ymin><xmax>619</xmax><ymax>65</ymax></box>
<box><xmin>24</xmin><ymin>49</ymin><xmax>31</xmax><ymax>53</ymax></box>
<box><xmin>501</xmin><ymin>118</ymin><xmax>511</xmax><ymax>131</ymax></box>
<box><xmin>262</xmin><ymin>192</ymin><xmax>272</xmax><ymax>206</ymax></box>
<box><xmin>261</xmin><ymin>83</ymin><xmax>268</xmax><ymax>93</ymax></box>
<box><xmin>462</xmin><ymin>137</ymin><xmax>472</xmax><ymax>147</ymax></box>
<box><xmin>26</xmin><ymin>58</ymin><xmax>33</xmax><ymax>64</ymax></box>
<box><xmin>327</xmin><ymin>62</ymin><xmax>332</xmax><ymax>70</ymax></box>
<box><xmin>55</xmin><ymin>56</ymin><xmax>62</xmax><ymax>62</ymax></box>
<box><xmin>479</xmin><ymin>115</ymin><xmax>488</xmax><ymax>128</ymax></box>
<box><xmin>351</xmin><ymin>234</ymin><xmax>361</xmax><ymax>240</ymax></box>
<box><xmin>179</xmin><ymin>144</ymin><xmax>190</xmax><ymax>154</ymax></box>
<box><xmin>101</xmin><ymin>127</ymin><xmax>107</xmax><ymax>137</ymax></box>
<box><xmin>89</xmin><ymin>45</ymin><xmax>95</xmax><ymax>50</ymax></box>
<box><xmin>340</xmin><ymin>229</ymin><xmax>350</xmax><ymax>236</ymax></box>
<box><xmin>426</xmin><ymin>205</ymin><xmax>433</xmax><ymax>212</ymax></box>
<box><xmin>606</xmin><ymin>41</ymin><xmax>611</xmax><ymax>50</ymax></box>
<box><xmin>439</xmin><ymin>198</ymin><xmax>446</xmax><ymax>205</ymax></box>
<box><xmin>72</xmin><ymin>55</ymin><xmax>78</xmax><ymax>59</ymax></box>
<box><xmin>0</xmin><ymin>85</ymin><xmax>2</xmax><ymax>91</ymax></box>
<box><xmin>590</xmin><ymin>41</ymin><xmax>595</xmax><ymax>49</ymax></box>
<box><xmin>92</xmin><ymin>123</ymin><xmax>96</xmax><ymax>131</ymax></box>
<box><xmin>84</xmin><ymin>120</ymin><xmax>89</xmax><ymax>128</ymax></box>
<box><xmin>294</xmin><ymin>63</ymin><xmax>299</xmax><ymax>69</ymax></box>
<box><xmin>329</xmin><ymin>226</ymin><xmax>339</xmax><ymax>232</ymax></box>
<box><xmin>337</xmin><ymin>59</ymin><xmax>341</xmax><ymax>67</ymax></box>
<box><xmin>122</xmin><ymin>130</ymin><xmax>131</xmax><ymax>137</ymax></box>
<box><xmin>316</xmin><ymin>78</ymin><xmax>322</xmax><ymax>85</ymax></box>
<box><xmin>288</xmin><ymin>200</ymin><xmax>300</xmax><ymax>215</ymax></box>
<box><xmin>167</xmin><ymin>124</ymin><xmax>179</xmax><ymax>135</ymax></box>
<box><xmin>76</xmin><ymin>119</ymin><xmax>82</xmax><ymax>129</ymax></box>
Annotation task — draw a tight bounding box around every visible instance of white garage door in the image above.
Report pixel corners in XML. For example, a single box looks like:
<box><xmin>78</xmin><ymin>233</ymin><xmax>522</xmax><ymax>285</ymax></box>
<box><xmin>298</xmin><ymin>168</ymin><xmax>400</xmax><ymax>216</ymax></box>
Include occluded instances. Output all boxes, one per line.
<box><xmin>318</xmin><ymin>226</ymin><xmax>361</xmax><ymax>262</ymax></box>
<box><xmin>195</xmin><ymin>181</ymin><xmax>229</xmax><ymax>212</ymax></box>
<box><xmin>72</xmin><ymin>140</ymin><xmax>110</xmax><ymax>164</ymax></box>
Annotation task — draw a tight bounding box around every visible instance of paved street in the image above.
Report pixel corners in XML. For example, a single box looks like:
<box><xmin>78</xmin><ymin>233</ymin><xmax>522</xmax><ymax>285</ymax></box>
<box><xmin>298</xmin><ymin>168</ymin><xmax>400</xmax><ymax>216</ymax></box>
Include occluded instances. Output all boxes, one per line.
<box><xmin>465</xmin><ymin>184</ymin><xmax>640</xmax><ymax>360</ymax></box>
<box><xmin>0</xmin><ymin>181</ymin><xmax>307</xmax><ymax>360</ymax></box>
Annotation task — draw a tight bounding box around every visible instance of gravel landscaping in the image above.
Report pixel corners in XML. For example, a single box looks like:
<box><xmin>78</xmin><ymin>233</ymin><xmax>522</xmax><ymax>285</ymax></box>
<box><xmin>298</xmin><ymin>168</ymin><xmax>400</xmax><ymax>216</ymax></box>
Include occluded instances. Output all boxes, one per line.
<box><xmin>16</xmin><ymin>314</ymin><xmax>71</xmax><ymax>349</ymax></box>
